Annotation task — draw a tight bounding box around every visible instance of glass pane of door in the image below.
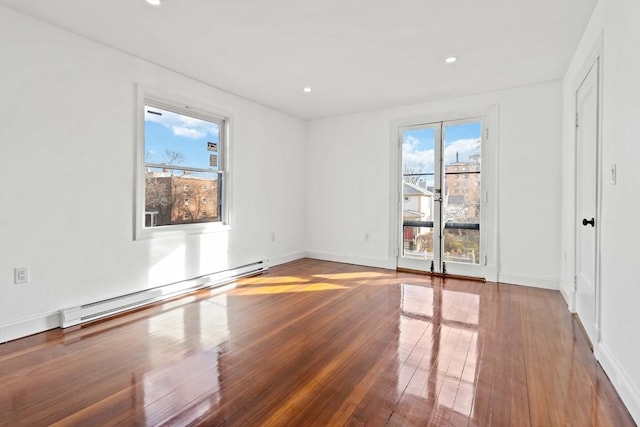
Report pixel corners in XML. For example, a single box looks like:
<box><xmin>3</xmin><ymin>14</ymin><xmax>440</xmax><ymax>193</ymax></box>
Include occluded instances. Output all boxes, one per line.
<box><xmin>400</xmin><ymin>125</ymin><xmax>440</xmax><ymax>269</ymax></box>
<box><xmin>442</xmin><ymin>122</ymin><xmax>482</xmax><ymax>265</ymax></box>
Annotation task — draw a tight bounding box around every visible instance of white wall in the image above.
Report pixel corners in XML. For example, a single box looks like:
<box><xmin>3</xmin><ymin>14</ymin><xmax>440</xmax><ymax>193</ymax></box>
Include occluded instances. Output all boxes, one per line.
<box><xmin>306</xmin><ymin>80</ymin><xmax>563</xmax><ymax>289</ymax></box>
<box><xmin>0</xmin><ymin>7</ymin><xmax>306</xmax><ymax>341</ymax></box>
<box><xmin>561</xmin><ymin>1</ymin><xmax>640</xmax><ymax>423</ymax></box>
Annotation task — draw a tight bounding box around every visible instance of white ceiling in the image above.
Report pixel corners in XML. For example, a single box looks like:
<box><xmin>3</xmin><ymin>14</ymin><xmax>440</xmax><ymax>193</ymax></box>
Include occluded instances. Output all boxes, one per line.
<box><xmin>2</xmin><ymin>0</ymin><xmax>597</xmax><ymax>120</ymax></box>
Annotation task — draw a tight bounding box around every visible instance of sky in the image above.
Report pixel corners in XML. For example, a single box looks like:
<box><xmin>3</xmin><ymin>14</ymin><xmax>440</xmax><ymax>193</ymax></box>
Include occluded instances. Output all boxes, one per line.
<box><xmin>144</xmin><ymin>105</ymin><xmax>220</xmax><ymax>171</ymax></box>
<box><xmin>403</xmin><ymin>122</ymin><xmax>481</xmax><ymax>187</ymax></box>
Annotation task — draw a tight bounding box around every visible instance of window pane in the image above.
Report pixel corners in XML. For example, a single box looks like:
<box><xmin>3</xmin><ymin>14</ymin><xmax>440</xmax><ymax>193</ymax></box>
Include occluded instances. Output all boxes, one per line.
<box><xmin>145</xmin><ymin>168</ymin><xmax>221</xmax><ymax>227</ymax></box>
<box><xmin>403</xmin><ymin>226</ymin><xmax>434</xmax><ymax>260</ymax></box>
<box><xmin>144</xmin><ymin>105</ymin><xmax>221</xmax><ymax>170</ymax></box>
<box><xmin>443</xmin><ymin>229</ymin><xmax>480</xmax><ymax>264</ymax></box>
<box><xmin>402</xmin><ymin>127</ymin><xmax>436</xmax><ymax>188</ymax></box>
<box><xmin>443</xmin><ymin>122</ymin><xmax>481</xmax><ymax>264</ymax></box>
<box><xmin>402</xmin><ymin>179</ymin><xmax>434</xmax><ymax>222</ymax></box>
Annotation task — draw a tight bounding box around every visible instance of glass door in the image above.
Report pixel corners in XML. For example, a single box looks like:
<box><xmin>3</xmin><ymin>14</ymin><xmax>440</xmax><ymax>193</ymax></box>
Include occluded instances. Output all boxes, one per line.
<box><xmin>397</xmin><ymin>123</ymin><xmax>443</xmax><ymax>273</ymax></box>
<box><xmin>398</xmin><ymin>118</ymin><xmax>485</xmax><ymax>278</ymax></box>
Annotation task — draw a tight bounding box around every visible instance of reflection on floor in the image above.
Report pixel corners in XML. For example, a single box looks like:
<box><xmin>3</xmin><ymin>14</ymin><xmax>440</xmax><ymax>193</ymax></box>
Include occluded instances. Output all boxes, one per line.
<box><xmin>0</xmin><ymin>258</ymin><xmax>634</xmax><ymax>426</ymax></box>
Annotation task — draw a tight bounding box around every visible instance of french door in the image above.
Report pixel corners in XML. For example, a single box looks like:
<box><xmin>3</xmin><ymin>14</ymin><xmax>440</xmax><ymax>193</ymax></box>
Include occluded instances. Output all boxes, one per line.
<box><xmin>397</xmin><ymin>118</ymin><xmax>485</xmax><ymax>278</ymax></box>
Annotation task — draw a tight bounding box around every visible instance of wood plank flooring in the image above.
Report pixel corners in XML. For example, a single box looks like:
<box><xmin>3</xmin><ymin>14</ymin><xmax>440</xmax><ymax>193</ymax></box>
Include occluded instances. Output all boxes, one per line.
<box><xmin>0</xmin><ymin>258</ymin><xmax>635</xmax><ymax>426</ymax></box>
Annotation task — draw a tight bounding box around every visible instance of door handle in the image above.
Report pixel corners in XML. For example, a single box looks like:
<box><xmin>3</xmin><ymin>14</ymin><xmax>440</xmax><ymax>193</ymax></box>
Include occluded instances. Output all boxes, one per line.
<box><xmin>582</xmin><ymin>218</ymin><xmax>595</xmax><ymax>227</ymax></box>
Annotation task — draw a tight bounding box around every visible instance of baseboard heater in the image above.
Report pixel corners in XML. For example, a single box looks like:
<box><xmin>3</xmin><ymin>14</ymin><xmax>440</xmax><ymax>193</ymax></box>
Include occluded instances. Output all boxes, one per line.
<box><xmin>61</xmin><ymin>260</ymin><xmax>268</xmax><ymax>328</ymax></box>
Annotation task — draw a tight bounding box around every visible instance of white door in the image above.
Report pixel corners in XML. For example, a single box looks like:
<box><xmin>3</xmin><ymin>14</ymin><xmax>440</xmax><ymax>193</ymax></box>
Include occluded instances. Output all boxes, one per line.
<box><xmin>575</xmin><ymin>58</ymin><xmax>600</xmax><ymax>346</ymax></box>
<box><xmin>398</xmin><ymin>118</ymin><xmax>485</xmax><ymax>279</ymax></box>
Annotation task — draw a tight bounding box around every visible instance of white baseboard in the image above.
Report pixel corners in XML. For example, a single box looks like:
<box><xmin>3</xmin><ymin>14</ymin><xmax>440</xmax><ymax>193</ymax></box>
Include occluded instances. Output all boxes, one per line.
<box><xmin>304</xmin><ymin>251</ymin><xmax>395</xmax><ymax>270</ymax></box>
<box><xmin>0</xmin><ymin>311</ymin><xmax>60</xmax><ymax>343</ymax></box>
<box><xmin>485</xmin><ymin>265</ymin><xmax>499</xmax><ymax>283</ymax></box>
<box><xmin>267</xmin><ymin>251</ymin><xmax>305</xmax><ymax>267</ymax></box>
<box><xmin>559</xmin><ymin>279</ymin><xmax>576</xmax><ymax>312</ymax></box>
<box><xmin>596</xmin><ymin>343</ymin><xmax>640</xmax><ymax>424</ymax></box>
<box><xmin>497</xmin><ymin>273</ymin><xmax>559</xmax><ymax>290</ymax></box>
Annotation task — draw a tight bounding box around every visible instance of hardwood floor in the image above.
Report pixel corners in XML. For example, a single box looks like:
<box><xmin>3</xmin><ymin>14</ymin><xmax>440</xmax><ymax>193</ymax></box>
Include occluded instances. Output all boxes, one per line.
<box><xmin>0</xmin><ymin>258</ymin><xmax>634</xmax><ymax>426</ymax></box>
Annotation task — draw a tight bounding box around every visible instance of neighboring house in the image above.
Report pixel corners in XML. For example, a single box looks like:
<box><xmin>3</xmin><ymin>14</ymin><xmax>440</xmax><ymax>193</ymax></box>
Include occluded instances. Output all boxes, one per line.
<box><xmin>402</xmin><ymin>181</ymin><xmax>434</xmax><ymax>250</ymax></box>
<box><xmin>444</xmin><ymin>154</ymin><xmax>481</xmax><ymax>222</ymax></box>
<box><xmin>402</xmin><ymin>181</ymin><xmax>433</xmax><ymax>221</ymax></box>
<box><xmin>145</xmin><ymin>171</ymin><xmax>219</xmax><ymax>227</ymax></box>
<box><xmin>445</xmin><ymin>194</ymin><xmax>467</xmax><ymax>221</ymax></box>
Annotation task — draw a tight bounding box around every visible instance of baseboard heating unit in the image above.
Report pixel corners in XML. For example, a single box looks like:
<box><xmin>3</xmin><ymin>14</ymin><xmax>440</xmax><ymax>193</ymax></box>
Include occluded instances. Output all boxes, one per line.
<box><xmin>61</xmin><ymin>260</ymin><xmax>268</xmax><ymax>328</ymax></box>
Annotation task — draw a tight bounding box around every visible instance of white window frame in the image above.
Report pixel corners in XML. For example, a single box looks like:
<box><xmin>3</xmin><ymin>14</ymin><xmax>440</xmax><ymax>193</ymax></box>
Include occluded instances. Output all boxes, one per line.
<box><xmin>134</xmin><ymin>87</ymin><xmax>232</xmax><ymax>240</ymax></box>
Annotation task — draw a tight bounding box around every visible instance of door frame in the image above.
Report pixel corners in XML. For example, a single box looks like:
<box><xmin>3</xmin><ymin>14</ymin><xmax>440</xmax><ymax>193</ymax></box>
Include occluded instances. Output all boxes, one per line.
<box><xmin>570</xmin><ymin>39</ymin><xmax>603</xmax><ymax>345</ymax></box>
<box><xmin>389</xmin><ymin>105</ymin><xmax>499</xmax><ymax>282</ymax></box>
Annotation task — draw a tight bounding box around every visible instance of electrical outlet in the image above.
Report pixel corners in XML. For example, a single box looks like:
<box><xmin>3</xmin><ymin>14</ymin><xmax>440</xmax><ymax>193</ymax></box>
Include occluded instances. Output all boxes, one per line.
<box><xmin>365</xmin><ymin>233</ymin><xmax>371</xmax><ymax>242</ymax></box>
<box><xmin>14</xmin><ymin>267</ymin><xmax>29</xmax><ymax>284</ymax></box>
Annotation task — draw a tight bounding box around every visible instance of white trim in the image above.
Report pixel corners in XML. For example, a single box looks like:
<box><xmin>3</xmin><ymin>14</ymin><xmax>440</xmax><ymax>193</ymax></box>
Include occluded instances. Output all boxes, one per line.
<box><xmin>485</xmin><ymin>264</ymin><xmax>498</xmax><ymax>283</ymax></box>
<box><xmin>0</xmin><ymin>311</ymin><xmax>60</xmax><ymax>344</ymax></box>
<box><xmin>560</xmin><ymin>278</ymin><xmax>576</xmax><ymax>312</ymax></box>
<box><xmin>388</xmin><ymin>120</ymin><xmax>401</xmax><ymax>261</ymax></box>
<box><xmin>571</xmin><ymin>35</ymin><xmax>604</xmax><ymax>343</ymax></box>
<box><xmin>497</xmin><ymin>273</ymin><xmax>559</xmax><ymax>290</ymax></box>
<box><xmin>596</xmin><ymin>343</ymin><xmax>640</xmax><ymax>424</ymax></box>
<box><xmin>305</xmin><ymin>251</ymin><xmax>395</xmax><ymax>270</ymax></box>
<box><xmin>267</xmin><ymin>251</ymin><xmax>306</xmax><ymax>268</ymax></box>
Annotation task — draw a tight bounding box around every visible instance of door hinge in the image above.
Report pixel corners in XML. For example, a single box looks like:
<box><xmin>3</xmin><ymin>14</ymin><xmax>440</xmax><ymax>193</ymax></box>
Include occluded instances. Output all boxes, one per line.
<box><xmin>484</xmin><ymin>128</ymin><xmax>489</xmax><ymax>139</ymax></box>
<box><xmin>484</xmin><ymin>255</ymin><xmax>488</xmax><ymax>266</ymax></box>
<box><xmin>575</xmin><ymin>113</ymin><xmax>579</xmax><ymax>129</ymax></box>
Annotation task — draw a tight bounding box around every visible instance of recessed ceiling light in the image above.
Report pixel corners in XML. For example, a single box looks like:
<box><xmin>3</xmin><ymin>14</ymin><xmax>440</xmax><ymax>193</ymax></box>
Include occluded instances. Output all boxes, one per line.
<box><xmin>445</xmin><ymin>56</ymin><xmax>458</xmax><ymax>64</ymax></box>
<box><xmin>303</xmin><ymin>87</ymin><xmax>312</xmax><ymax>93</ymax></box>
<box><xmin>146</xmin><ymin>0</ymin><xmax>161</xmax><ymax>6</ymax></box>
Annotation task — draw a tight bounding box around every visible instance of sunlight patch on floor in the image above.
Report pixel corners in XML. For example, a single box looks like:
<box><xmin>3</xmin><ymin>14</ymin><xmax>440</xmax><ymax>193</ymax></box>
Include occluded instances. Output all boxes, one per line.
<box><xmin>239</xmin><ymin>275</ymin><xmax>309</xmax><ymax>285</ymax></box>
<box><xmin>233</xmin><ymin>283</ymin><xmax>348</xmax><ymax>296</ymax></box>
<box><xmin>312</xmin><ymin>272</ymin><xmax>390</xmax><ymax>280</ymax></box>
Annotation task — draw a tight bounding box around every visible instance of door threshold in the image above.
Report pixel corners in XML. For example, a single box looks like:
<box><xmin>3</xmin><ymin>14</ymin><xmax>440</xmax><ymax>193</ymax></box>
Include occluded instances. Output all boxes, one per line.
<box><xmin>396</xmin><ymin>267</ymin><xmax>486</xmax><ymax>282</ymax></box>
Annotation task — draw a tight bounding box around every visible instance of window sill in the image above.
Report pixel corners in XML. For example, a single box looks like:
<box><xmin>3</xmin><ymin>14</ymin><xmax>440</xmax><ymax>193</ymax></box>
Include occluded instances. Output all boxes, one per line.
<box><xmin>135</xmin><ymin>222</ymin><xmax>232</xmax><ymax>241</ymax></box>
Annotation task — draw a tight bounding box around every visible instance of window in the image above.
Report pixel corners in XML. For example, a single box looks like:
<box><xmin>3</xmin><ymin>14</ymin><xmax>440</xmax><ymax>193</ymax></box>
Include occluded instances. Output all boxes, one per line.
<box><xmin>136</xmin><ymin>93</ymin><xmax>229</xmax><ymax>239</ymax></box>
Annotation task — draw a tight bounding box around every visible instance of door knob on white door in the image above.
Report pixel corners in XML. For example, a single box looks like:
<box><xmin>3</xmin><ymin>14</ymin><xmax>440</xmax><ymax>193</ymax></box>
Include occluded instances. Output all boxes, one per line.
<box><xmin>582</xmin><ymin>217</ymin><xmax>595</xmax><ymax>227</ymax></box>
